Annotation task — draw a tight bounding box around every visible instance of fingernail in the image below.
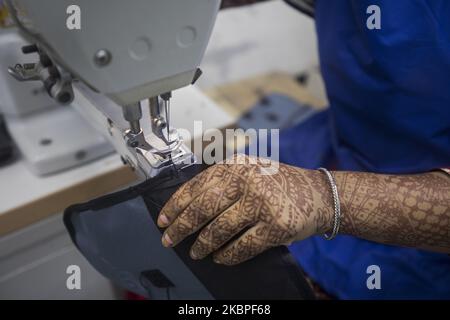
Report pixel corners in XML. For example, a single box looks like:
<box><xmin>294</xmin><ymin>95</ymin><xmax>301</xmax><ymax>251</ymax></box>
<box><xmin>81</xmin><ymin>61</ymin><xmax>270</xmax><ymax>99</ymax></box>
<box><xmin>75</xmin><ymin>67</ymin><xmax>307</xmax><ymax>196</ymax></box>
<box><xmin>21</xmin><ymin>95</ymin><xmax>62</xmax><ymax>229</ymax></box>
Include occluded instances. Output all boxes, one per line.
<box><xmin>190</xmin><ymin>249</ymin><xmax>198</xmax><ymax>260</ymax></box>
<box><xmin>157</xmin><ymin>214</ymin><xmax>170</xmax><ymax>227</ymax></box>
<box><xmin>162</xmin><ymin>233</ymin><xmax>173</xmax><ymax>247</ymax></box>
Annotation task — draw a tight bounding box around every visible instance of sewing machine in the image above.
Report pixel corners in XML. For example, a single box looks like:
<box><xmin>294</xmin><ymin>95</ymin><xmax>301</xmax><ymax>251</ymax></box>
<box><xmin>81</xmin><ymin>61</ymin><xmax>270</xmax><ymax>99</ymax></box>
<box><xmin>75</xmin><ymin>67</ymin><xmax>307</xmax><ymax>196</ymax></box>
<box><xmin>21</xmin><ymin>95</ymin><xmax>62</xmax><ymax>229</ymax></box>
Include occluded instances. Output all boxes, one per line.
<box><xmin>5</xmin><ymin>0</ymin><xmax>221</xmax><ymax>179</ymax></box>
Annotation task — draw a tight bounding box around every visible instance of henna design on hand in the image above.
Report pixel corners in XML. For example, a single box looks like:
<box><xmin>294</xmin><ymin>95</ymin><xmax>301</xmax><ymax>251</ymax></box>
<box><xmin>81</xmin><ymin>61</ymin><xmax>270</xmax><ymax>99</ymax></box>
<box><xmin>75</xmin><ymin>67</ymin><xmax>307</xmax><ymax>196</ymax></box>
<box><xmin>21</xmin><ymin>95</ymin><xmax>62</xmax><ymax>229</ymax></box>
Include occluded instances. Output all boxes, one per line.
<box><xmin>159</xmin><ymin>154</ymin><xmax>333</xmax><ymax>265</ymax></box>
<box><xmin>158</xmin><ymin>154</ymin><xmax>450</xmax><ymax>265</ymax></box>
<box><xmin>334</xmin><ymin>170</ymin><xmax>450</xmax><ymax>252</ymax></box>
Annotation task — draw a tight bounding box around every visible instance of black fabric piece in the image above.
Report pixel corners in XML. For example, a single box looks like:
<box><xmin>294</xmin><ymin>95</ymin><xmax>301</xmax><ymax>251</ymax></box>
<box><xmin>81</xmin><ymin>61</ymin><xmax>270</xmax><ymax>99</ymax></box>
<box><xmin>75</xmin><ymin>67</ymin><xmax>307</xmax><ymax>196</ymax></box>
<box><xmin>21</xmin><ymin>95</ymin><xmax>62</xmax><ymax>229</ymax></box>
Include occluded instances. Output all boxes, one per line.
<box><xmin>64</xmin><ymin>164</ymin><xmax>314</xmax><ymax>300</ymax></box>
<box><xmin>140</xmin><ymin>269</ymin><xmax>175</xmax><ymax>289</ymax></box>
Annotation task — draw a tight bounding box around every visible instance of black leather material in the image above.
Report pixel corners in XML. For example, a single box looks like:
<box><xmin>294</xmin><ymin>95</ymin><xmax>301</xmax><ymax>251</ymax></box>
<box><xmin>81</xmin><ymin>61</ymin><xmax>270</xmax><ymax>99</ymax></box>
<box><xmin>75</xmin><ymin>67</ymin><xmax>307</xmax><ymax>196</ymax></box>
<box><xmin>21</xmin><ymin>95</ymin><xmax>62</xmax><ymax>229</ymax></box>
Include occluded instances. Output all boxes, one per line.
<box><xmin>64</xmin><ymin>164</ymin><xmax>314</xmax><ymax>300</ymax></box>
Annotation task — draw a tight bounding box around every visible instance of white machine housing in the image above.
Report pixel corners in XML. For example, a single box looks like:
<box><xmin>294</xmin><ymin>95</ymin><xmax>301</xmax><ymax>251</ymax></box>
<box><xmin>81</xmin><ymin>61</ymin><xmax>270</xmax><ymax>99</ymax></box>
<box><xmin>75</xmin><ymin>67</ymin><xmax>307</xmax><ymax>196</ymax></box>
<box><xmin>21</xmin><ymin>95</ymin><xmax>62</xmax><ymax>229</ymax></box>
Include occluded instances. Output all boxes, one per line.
<box><xmin>11</xmin><ymin>0</ymin><xmax>221</xmax><ymax>106</ymax></box>
<box><xmin>6</xmin><ymin>0</ymin><xmax>221</xmax><ymax>178</ymax></box>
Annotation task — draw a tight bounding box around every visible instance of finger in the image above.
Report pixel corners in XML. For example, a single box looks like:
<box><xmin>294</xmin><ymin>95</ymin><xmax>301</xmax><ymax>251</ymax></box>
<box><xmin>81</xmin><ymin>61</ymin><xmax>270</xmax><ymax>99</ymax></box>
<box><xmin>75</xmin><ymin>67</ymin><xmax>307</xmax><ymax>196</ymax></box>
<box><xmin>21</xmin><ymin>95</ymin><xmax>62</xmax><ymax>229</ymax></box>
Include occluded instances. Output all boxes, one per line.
<box><xmin>162</xmin><ymin>185</ymin><xmax>240</xmax><ymax>247</ymax></box>
<box><xmin>213</xmin><ymin>223</ymin><xmax>272</xmax><ymax>266</ymax></box>
<box><xmin>158</xmin><ymin>164</ymin><xmax>228</xmax><ymax>227</ymax></box>
<box><xmin>190</xmin><ymin>201</ymin><xmax>253</xmax><ymax>260</ymax></box>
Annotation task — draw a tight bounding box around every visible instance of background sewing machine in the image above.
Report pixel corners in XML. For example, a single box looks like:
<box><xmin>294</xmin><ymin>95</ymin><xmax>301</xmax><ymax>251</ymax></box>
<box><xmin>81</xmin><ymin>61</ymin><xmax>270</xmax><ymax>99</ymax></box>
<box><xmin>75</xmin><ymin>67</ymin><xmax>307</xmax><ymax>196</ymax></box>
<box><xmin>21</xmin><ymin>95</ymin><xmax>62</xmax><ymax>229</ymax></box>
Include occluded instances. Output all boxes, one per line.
<box><xmin>0</xmin><ymin>29</ymin><xmax>114</xmax><ymax>175</ymax></box>
<box><xmin>4</xmin><ymin>0</ymin><xmax>222</xmax><ymax>179</ymax></box>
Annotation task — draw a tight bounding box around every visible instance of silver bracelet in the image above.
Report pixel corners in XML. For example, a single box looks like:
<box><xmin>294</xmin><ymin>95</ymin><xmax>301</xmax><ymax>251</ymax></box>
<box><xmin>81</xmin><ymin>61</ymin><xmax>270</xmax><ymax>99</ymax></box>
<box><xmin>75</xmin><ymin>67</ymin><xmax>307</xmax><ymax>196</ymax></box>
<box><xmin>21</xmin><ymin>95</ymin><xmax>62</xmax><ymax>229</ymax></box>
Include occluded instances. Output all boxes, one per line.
<box><xmin>318</xmin><ymin>168</ymin><xmax>341</xmax><ymax>240</ymax></box>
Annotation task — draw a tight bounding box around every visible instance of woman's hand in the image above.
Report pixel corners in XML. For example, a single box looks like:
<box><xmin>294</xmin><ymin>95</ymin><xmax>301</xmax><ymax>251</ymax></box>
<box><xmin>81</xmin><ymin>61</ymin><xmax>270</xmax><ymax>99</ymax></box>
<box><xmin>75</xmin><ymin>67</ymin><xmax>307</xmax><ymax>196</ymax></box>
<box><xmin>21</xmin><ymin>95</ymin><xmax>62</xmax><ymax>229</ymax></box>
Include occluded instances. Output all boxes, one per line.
<box><xmin>157</xmin><ymin>155</ymin><xmax>333</xmax><ymax>265</ymax></box>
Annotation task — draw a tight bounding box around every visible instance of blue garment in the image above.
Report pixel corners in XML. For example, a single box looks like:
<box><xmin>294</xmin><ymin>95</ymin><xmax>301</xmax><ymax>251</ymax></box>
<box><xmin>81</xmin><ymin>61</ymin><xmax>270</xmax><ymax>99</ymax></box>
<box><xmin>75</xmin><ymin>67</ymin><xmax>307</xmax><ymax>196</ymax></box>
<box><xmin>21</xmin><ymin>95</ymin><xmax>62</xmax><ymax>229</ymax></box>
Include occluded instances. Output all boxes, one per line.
<box><xmin>283</xmin><ymin>0</ymin><xmax>450</xmax><ymax>299</ymax></box>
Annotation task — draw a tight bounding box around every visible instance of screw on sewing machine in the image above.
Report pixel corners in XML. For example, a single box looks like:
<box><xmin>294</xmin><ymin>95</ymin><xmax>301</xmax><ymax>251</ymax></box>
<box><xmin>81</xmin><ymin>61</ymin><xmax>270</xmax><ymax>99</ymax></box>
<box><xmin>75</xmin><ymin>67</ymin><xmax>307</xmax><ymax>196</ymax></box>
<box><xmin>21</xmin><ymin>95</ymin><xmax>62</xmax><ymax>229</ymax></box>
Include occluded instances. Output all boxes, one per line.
<box><xmin>94</xmin><ymin>49</ymin><xmax>112</xmax><ymax>67</ymax></box>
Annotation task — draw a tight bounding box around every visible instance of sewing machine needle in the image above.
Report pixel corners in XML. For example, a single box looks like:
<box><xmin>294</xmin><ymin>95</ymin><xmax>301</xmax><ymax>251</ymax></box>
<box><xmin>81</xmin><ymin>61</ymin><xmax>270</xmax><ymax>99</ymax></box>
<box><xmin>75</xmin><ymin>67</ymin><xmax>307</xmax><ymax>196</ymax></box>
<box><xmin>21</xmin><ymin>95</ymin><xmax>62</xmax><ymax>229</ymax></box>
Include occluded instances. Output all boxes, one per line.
<box><xmin>165</xmin><ymin>99</ymin><xmax>170</xmax><ymax>142</ymax></box>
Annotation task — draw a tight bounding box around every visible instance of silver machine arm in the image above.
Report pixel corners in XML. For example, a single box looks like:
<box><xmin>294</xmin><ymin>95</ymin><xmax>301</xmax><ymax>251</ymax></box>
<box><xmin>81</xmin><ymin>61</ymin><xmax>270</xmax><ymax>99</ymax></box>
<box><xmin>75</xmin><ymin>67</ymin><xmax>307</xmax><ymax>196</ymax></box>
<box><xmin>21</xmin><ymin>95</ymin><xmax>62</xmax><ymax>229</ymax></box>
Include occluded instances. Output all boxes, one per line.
<box><xmin>5</xmin><ymin>0</ymin><xmax>221</xmax><ymax>179</ymax></box>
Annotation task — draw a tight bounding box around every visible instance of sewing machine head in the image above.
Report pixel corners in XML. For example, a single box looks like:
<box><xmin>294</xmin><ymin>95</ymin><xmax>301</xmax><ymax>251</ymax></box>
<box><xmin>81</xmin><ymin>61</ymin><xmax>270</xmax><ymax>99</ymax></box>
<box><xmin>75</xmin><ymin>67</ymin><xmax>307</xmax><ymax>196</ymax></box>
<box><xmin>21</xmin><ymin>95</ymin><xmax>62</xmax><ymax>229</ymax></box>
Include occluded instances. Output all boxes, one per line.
<box><xmin>5</xmin><ymin>0</ymin><xmax>221</xmax><ymax>178</ymax></box>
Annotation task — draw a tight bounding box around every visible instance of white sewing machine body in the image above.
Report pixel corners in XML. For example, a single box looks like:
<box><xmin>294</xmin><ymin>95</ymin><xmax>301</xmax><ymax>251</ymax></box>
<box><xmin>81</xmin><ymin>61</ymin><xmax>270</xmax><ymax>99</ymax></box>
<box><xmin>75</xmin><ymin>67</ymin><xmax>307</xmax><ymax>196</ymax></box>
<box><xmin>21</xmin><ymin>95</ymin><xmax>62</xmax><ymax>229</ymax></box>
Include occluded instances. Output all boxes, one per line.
<box><xmin>5</xmin><ymin>0</ymin><xmax>221</xmax><ymax>178</ymax></box>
